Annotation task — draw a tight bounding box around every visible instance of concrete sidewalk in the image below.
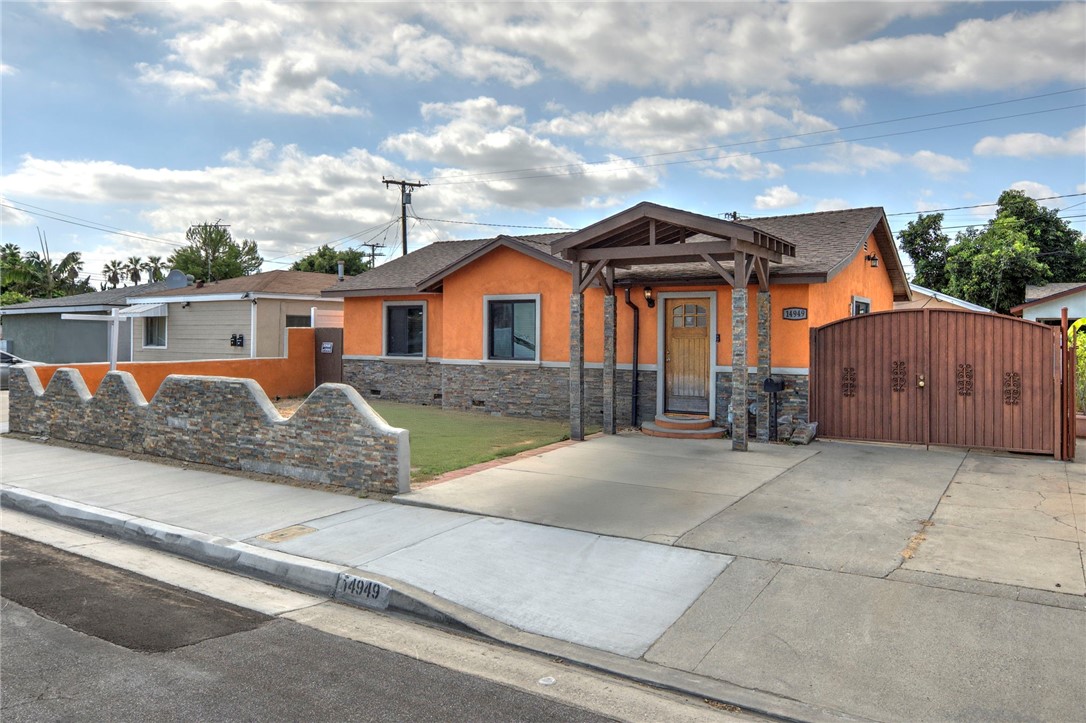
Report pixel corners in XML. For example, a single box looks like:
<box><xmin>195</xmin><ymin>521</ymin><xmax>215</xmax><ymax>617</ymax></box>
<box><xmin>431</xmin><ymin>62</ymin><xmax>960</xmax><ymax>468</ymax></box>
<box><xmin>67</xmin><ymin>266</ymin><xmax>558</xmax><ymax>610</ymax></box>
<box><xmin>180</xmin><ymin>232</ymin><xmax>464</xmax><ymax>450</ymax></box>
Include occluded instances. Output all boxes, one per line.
<box><xmin>3</xmin><ymin>435</ymin><xmax>1084</xmax><ymax>722</ymax></box>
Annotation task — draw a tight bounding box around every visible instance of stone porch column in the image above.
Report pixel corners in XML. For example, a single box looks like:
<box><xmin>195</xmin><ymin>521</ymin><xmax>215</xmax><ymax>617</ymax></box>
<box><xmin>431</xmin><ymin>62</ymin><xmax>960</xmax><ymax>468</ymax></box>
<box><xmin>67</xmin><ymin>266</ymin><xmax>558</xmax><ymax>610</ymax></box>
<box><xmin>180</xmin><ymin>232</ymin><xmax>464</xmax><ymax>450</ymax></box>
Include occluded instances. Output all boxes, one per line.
<box><xmin>602</xmin><ymin>293</ymin><xmax>616</xmax><ymax>434</ymax></box>
<box><xmin>731</xmin><ymin>286</ymin><xmax>749</xmax><ymax>451</ymax></box>
<box><xmin>570</xmin><ymin>292</ymin><xmax>585</xmax><ymax>440</ymax></box>
<box><xmin>756</xmin><ymin>290</ymin><xmax>771</xmax><ymax>441</ymax></box>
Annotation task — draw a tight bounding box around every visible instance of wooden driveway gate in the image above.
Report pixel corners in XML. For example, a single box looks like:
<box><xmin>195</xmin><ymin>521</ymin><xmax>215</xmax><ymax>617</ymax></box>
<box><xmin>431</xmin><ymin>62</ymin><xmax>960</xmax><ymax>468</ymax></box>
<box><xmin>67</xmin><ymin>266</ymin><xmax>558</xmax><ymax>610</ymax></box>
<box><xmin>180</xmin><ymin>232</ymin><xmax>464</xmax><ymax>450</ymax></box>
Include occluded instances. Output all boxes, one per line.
<box><xmin>810</xmin><ymin>309</ymin><xmax>1070</xmax><ymax>458</ymax></box>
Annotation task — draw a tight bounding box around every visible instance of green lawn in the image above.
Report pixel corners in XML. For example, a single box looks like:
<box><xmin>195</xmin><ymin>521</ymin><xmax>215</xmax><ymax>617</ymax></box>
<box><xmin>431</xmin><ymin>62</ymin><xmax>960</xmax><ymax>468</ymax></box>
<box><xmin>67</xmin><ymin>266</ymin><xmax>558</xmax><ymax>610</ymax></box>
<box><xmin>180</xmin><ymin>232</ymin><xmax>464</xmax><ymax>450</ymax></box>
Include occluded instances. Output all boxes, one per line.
<box><xmin>368</xmin><ymin>401</ymin><xmax>594</xmax><ymax>482</ymax></box>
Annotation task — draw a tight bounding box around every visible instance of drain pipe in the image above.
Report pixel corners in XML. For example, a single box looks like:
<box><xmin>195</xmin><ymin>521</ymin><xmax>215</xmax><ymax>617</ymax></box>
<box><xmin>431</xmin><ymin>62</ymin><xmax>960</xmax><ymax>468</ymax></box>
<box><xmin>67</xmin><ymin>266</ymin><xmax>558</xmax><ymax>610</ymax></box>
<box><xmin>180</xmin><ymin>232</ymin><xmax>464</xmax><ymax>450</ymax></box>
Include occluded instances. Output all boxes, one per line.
<box><xmin>623</xmin><ymin>287</ymin><xmax>640</xmax><ymax>426</ymax></box>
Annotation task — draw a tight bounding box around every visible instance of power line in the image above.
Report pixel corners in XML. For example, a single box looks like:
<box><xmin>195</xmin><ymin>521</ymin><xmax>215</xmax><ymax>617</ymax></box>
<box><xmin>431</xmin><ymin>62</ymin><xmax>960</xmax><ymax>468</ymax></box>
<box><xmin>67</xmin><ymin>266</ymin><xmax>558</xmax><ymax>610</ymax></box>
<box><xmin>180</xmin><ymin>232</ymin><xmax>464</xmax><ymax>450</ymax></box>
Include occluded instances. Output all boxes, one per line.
<box><xmin>382</xmin><ymin>178</ymin><xmax>427</xmax><ymax>256</ymax></box>
<box><xmin>410</xmin><ymin>215</ymin><xmax>574</xmax><ymax>231</ymax></box>
<box><xmin>884</xmin><ymin>193</ymin><xmax>1086</xmax><ymax>217</ymax></box>
<box><xmin>1</xmin><ymin>200</ymin><xmax>187</xmax><ymax>249</ymax></box>
<box><xmin>422</xmin><ymin>95</ymin><xmax>1086</xmax><ymax>187</ymax></box>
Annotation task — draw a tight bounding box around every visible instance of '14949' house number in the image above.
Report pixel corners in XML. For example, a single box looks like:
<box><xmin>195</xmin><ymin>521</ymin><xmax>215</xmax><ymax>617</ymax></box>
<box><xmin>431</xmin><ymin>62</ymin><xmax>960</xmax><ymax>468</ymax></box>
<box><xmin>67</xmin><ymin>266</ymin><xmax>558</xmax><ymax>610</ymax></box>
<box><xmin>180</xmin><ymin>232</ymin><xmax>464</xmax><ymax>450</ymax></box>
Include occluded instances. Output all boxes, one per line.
<box><xmin>782</xmin><ymin>307</ymin><xmax>808</xmax><ymax>320</ymax></box>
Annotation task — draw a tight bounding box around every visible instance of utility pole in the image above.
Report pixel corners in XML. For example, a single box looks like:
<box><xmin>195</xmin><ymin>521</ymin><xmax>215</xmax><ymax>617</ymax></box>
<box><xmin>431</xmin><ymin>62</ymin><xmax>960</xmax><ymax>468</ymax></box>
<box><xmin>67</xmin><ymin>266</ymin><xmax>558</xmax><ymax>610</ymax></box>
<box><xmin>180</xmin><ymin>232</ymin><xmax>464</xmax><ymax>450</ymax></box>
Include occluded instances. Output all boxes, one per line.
<box><xmin>358</xmin><ymin>242</ymin><xmax>385</xmax><ymax>269</ymax></box>
<box><xmin>382</xmin><ymin>178</ymin><xmax>427</xmax><ymax>256</ymax></box>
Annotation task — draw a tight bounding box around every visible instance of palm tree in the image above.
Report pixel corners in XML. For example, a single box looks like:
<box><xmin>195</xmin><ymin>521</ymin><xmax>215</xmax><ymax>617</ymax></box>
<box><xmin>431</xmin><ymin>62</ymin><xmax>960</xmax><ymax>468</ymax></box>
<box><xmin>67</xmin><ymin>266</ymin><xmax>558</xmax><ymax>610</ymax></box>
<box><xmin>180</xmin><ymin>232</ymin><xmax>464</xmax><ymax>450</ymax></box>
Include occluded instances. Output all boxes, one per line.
<box><xmin>103</xmin><ymin>260</ymin><xmax>124</xmax><ymax>289</ymax></box>
<box><xmin>142</xmin><ymin>255</ymin><xmax>167</xmax><ymax>282</ymax></box>
<box><xmin>124</xmin><ymin>256</ymin><xmax>143</xmax><ymax>285</ymax></box>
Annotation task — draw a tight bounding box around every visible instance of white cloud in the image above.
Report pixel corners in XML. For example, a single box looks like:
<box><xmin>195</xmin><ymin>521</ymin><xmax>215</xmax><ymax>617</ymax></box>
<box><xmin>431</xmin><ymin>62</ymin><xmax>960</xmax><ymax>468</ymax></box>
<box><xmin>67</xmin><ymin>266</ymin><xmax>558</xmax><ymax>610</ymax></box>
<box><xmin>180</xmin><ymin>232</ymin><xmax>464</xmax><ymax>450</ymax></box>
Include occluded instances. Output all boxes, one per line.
<box><xmin>383</xmin><ymin>98</ymin><xmax>660</xmax><ymax>209</ymax></box>
<box><xmin>838</xmin><ymin>95</ymin><xmax>865</xmax><ymax>115</ymax></box>
<box><xmin>806</xmin><ymin>3</ymin><xmax>1086</xmax><ymax>92</ymax></box>
<box><xmin>135</xmin><ymin>63</ymin><xmax>216</xmax><ymax>94</ymax></box>
<box><xmin>1009</xmin><ymin>181</ymin><xmax>1056</xmax><ymax>200</ymax></box>
<box><xmin>704</xmin><ymin>155</ymin><xmax>784</xmax><ymax>181</ymax></box>
<box><xmin>1</xmin><ymin>64</ymin><xmax>16</xmax><ymax>76</ymax></box>
<box><xmin>974</xmin><ymin>126</ymin><xmax>1086</xmax><ymax>158</ymax></box>
<box><xmin>814</xmin><ymin>198</ymin><xmax>850</xmax><ymax>212</ymax></box>
<box><xmin>799</xmin><ymin>142</ymin><xmax>903</xmax><ymax>174</ymax></box>
<box><xmin>755</xmin><ymin>185</ymin><xmax>802</xmax><ymax>210</ymax></box>
<box><xmin>1</xmin><ymin>198</ymin><xmax>35</xmax><ymax>227</ymax></box>
<box><xmin>47</xmin><ymin>3</ymin><xmax>1082</xmax><ymax>116</ymax></box>
<box><xmin>909</xmin><ymin>150</ymin><xmax>969</xmax><ymax>178</ymax></box>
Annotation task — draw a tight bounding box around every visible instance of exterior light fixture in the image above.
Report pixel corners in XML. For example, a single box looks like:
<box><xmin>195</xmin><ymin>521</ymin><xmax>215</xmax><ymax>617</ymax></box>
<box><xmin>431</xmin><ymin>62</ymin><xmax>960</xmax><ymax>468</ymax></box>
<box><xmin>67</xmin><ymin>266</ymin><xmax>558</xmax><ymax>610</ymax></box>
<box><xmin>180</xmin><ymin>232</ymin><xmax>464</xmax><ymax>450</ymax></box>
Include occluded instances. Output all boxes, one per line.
<box><xmin>644</xmin><ymin>286</ymin><xmax>656</xmax><ymax>309</ymax></box>
<box><xmin>181</xmin><ymin>301</ymin><xmax>191</xmax><ymax>309</ymax></box>
<box><xmin>865</xmin><ymin>254</ymin><xmax>879</xmax><ymax>268</ymax></box>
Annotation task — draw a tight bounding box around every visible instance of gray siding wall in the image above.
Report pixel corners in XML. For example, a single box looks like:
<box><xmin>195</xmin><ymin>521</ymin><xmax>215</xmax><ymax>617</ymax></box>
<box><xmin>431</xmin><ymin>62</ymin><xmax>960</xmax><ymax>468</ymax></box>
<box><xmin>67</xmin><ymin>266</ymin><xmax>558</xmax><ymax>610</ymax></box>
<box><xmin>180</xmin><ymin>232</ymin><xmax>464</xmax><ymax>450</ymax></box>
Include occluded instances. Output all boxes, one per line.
<box><xmin>256</xmin><ymin>299</ymin><xmax>342</xmax><ymax>358</ymax></box>
<box><xmin>132</xmin><ymin>301</ymin><xmax>251</xmax><ymax>361</ymax></box>
<box><xmin>0</xmin><ymin>313</ymin><xmax>133</xmax><ymax>363</ymax></box>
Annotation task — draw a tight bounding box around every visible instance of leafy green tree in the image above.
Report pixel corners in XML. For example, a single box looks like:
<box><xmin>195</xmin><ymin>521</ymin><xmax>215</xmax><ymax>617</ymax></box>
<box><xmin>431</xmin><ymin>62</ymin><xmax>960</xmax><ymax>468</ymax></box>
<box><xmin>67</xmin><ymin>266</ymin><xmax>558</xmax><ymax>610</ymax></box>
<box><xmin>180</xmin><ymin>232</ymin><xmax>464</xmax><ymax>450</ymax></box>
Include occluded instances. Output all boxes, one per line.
<box><xmin>992</xmin><ymin>190</ymin><xmax>1086</xmax><ymax>281</ymax></box>
<box><xmin>944</xmin><ymin>216</ymin><xmax>1049</xmax><ymax>313</ymax></box>
<box><xmin>899</xmin><ymin>190</ymin><xmax>1085</xmax><ymax>313</ymax></box>
<box><xmin>290</xmin><ymin>245</ymin><xmax>371</xmax><ymax>276</ymax></box>
<box><xmin>897</xmin><ymin>213</ymin><xmax>950</xmax><ymax>291</ymax></box>
<box><xmin>1</xmin><ymin>243</ymin><xmax>89</xmax><ymax>298</ymax></box>
<box><xmin>168</xmin><ymin>223</ymin><xmax>262</xmax><ymax>281</ymax></box>
<box><xmin>0</xmin><ymin>290</ymin><xmax>31</xmax><ymax>306</ymax></box>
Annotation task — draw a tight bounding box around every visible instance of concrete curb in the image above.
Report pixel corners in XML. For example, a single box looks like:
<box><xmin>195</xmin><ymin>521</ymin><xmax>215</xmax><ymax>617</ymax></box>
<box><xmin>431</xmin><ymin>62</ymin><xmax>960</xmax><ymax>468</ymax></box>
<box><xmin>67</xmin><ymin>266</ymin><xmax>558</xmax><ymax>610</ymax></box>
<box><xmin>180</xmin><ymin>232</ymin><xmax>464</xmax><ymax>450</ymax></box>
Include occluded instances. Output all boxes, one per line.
<box><xmin>1</xmin><ymin>485</ymin><xmax>868</xmax><ymax>723</ymax></box>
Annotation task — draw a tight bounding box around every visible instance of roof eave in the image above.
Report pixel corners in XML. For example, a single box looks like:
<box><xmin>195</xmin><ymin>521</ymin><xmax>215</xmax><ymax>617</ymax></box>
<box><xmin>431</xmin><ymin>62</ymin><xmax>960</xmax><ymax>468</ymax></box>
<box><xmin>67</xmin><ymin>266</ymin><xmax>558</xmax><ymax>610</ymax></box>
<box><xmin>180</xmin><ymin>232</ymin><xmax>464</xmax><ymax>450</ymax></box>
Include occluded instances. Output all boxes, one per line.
<box><xmin>417</xmin><ymin>236</ymin><xmax>572</xmax><ymax>292</ymax></box>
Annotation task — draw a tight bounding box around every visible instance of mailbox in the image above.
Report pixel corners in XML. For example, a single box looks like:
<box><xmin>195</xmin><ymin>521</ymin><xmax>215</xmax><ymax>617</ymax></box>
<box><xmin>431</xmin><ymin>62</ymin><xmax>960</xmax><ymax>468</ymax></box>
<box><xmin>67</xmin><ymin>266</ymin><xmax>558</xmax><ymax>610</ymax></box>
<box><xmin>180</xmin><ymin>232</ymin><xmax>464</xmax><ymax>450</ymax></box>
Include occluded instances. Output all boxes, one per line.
<box><xmin>763</xmin><ymin>378</ymin><xmax>785</xmax><ymax>393</ymax></box>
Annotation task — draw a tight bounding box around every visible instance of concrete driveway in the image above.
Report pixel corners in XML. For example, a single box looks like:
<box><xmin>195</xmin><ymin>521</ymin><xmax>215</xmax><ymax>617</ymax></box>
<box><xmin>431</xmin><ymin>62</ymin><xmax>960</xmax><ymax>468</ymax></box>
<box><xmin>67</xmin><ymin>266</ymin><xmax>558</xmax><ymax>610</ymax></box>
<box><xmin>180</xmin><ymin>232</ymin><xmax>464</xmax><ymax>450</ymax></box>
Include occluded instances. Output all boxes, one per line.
<box><xmin>398</xmin><ymin>433</ymin><xmax>1086</xmax><ymax>592</ymax></box>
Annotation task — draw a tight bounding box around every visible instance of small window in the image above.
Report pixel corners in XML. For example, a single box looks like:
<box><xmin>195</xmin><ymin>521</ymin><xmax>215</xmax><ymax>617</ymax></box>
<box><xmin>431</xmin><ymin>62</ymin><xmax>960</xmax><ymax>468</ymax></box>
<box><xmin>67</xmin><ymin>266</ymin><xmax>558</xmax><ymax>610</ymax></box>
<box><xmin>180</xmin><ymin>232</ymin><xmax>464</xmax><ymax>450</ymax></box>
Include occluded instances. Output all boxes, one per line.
<box><xmin>672</xmin><ymin>303</ymin><xmax>707</xmax><ymax>328</ymax></box>
<box><xmin>386</xmin><ymin>304</ymin><xmax>424</xmax><ymax>356</ymax></box>
<box><xmin>144</xmin><ymin>317</ymin><xmax>167</xmax><ymax>347</ymax></box>
<box><xmin>851</xmin><ymin>297</ymin><xmax>871</xmax><ymax>316</ymax></box>
<box><xmin>285</xmin><ymin>315</ymin><xmax>311</xmax><ymax>328</ymax></box>
<box><xmin>487</xmin><ymin>298</ymin><xmax>537</xmax><ymax>361</ymax></box>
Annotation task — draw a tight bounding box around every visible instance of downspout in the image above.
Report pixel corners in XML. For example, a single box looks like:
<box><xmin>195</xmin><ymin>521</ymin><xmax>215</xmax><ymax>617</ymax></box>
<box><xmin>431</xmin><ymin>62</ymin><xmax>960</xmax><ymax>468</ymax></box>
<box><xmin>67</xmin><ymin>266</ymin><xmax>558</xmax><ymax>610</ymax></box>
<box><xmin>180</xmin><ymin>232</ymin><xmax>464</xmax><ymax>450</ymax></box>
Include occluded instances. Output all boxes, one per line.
<box><xmin>623</xmin><ymin>287</ymin><xmax>640</xmax><ymax>426</ymax></box>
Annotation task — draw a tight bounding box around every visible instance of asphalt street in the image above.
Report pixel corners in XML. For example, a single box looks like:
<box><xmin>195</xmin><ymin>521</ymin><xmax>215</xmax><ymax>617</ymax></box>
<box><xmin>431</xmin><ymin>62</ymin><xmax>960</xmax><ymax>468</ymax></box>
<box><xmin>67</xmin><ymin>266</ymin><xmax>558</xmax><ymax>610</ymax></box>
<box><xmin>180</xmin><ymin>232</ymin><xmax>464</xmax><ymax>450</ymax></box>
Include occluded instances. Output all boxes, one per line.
<box><xmin>0</xmin><ymin>533</ymin><xmax>618</xmax><ymax>723</ymax></box>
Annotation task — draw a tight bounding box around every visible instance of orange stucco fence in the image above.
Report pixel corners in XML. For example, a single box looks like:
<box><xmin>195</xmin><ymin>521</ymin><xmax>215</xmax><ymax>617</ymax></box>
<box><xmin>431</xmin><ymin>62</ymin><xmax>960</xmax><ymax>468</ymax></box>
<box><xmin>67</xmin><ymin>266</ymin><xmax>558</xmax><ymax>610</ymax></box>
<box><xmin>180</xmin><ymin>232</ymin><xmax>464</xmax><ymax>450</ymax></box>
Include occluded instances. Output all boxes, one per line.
<box><xmin>30</xmin><ymin>328</ymin><xmax>316</xmax><ymax>400</ymax></box>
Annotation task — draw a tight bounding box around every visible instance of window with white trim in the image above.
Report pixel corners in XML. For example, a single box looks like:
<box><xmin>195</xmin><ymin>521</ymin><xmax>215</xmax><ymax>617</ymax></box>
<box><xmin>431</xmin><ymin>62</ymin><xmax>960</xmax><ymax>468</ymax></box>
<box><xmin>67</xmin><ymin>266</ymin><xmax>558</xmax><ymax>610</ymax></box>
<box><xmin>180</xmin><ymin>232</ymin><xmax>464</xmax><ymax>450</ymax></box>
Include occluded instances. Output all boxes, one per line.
<box><xmin>385</xmin><ymin>303</ymin><xmax>425</xmax><ymax>357</ymax></box>
<box><xmin>851</xmin><ymin>296</ymin><xmax>871</xmax><ymax>316</ymax></box>
<box><xmin>486</xmin><ymin>297</ymin><xmax>538</xmax><ymax>361</ymax></box>
<box><xmin>143</xmin><ymin>317</ymin><xmax>167</xmax><ymax>347</ymax></box>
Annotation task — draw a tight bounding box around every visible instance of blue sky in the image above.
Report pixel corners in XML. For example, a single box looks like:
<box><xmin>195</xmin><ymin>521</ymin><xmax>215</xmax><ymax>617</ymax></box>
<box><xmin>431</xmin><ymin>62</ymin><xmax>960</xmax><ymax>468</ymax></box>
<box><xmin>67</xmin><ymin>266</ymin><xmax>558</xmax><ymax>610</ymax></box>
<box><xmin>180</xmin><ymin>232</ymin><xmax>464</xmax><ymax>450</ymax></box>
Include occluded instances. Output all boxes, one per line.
<box><xmin>2</xmin><ymin>2</ymin><xmax>1084</xmax><ymax>287</ymax></box>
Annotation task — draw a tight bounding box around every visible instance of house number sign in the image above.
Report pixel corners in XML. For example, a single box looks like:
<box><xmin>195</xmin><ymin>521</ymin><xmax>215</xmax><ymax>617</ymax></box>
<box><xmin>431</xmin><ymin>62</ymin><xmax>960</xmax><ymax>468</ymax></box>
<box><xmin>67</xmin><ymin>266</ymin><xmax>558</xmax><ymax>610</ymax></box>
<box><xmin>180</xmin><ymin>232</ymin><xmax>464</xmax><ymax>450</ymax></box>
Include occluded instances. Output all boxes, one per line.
<box><xmin>782</xmin><ymin>307</ymin><xmax>808</xmax><ymax>320</ymax></box>
<box><xmin>321</xmin><ymin>341</ymin><xmax>334</xmax><ymax>353</ymax></box>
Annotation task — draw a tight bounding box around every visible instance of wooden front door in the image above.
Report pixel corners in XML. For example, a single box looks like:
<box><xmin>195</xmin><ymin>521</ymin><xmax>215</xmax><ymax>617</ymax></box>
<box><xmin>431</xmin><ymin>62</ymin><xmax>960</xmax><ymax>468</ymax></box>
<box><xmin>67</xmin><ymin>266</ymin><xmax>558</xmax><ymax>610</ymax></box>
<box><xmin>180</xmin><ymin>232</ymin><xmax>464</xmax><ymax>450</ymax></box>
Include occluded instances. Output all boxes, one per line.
<box><xmin>665</xmin><ymin>299</ymin><xmax>710</xmax><ymax>414</ymax></box>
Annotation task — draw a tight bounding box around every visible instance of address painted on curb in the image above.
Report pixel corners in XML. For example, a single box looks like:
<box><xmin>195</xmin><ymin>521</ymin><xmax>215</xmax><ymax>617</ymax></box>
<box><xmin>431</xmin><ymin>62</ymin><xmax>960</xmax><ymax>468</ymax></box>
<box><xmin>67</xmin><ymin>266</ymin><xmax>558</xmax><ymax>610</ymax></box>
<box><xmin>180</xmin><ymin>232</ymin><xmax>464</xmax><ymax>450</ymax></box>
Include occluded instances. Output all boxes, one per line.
<box><xmin>335</xmin><ymin>573</ymin><xmax>390</xmax><ymax>609</ymax></box>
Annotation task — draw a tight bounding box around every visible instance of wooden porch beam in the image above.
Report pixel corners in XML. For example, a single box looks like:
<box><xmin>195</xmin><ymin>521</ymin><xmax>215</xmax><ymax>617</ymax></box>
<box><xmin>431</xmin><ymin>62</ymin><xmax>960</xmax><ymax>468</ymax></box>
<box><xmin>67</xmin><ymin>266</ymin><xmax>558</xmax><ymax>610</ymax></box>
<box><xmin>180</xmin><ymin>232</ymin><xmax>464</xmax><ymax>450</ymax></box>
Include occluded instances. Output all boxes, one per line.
<box><xmin>700</xmin><ymin>253</ymin><xmax>735</xmax><ymax>287</ymax></box>
<box><xmin>578</xmin><ymin>259</ymin><xmax>608</xmax><ymax>293</ymax></box>
<box><xmin>754</xmin><ymin>257</ymin><xmax>770</xmax><ymax>292</ymax></box>
<box><xmin>575</xmin><ymin>240</ymin><xmax>736</xmax><ymax>262</ymax></box>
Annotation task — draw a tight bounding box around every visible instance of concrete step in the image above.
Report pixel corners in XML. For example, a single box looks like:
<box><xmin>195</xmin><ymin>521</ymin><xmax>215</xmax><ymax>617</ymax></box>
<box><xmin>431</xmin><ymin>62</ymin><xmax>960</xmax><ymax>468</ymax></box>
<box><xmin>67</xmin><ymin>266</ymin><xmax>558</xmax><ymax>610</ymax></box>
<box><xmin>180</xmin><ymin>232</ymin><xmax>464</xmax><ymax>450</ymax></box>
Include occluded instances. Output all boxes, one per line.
<box><xmin>640</xmin><ymin>421</ymin><xmax>726</xmax><ymax>440</ymax></box>
<box><xmin>653</xmin><ymin>414</ymin><xmax>713</xmax><ymax>431</ymax></box>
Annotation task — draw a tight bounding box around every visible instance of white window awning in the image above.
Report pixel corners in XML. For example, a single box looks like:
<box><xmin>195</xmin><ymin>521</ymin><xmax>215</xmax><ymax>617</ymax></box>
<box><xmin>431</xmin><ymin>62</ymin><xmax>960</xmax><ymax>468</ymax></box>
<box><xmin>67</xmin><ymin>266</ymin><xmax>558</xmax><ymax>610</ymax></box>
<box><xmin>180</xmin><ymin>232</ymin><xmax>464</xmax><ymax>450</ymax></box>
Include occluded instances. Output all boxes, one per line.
<box><xmin>117</xmin><ymin>303</ymin><xmax>168</xmax><ymax>318</ymax></box>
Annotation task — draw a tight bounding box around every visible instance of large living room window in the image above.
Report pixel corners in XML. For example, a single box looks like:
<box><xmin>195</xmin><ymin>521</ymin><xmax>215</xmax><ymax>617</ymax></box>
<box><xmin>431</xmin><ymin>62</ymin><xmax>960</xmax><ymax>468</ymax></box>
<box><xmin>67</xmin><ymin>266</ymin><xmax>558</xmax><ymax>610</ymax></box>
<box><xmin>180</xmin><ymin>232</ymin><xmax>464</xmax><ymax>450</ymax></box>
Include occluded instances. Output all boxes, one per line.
<box><xmin>485</xmin><ymin>295</ymin><xmax>539</xmax><ymax>362</ymax></box>
<box><xmin>384</xmin><ymin>302</ymin><xmax>425</xmax><ymax>357</ymax></box>
<box><xmin>143</xmin><ymin>317</ymin><xmax>167</xmax><ymax>348</ymax></box>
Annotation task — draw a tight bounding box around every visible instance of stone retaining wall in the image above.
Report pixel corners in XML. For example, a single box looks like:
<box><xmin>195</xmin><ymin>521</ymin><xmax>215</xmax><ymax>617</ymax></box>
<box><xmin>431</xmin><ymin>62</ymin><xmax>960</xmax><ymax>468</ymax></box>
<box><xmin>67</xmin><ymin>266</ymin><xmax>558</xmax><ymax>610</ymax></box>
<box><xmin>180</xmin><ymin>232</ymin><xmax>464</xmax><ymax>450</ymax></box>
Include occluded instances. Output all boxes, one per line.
<box><xmin>345</xmin><ymin>358</ymin><xmax>650</xmax><ymax>427</ymax></box>
<box><xmin>8</xmin><ymin>366</ymin><xmax>409</xmax><ymax>495</ymax></box>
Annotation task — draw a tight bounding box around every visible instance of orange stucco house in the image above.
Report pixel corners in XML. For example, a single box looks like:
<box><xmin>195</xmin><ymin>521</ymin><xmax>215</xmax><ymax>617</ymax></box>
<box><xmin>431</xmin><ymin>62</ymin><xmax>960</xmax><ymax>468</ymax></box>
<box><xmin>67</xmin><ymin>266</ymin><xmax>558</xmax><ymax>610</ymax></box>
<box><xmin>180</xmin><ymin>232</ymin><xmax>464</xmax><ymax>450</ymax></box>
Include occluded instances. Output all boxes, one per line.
<box><xmin>324</xmin><ymin>202</ymin><xmax>910</xmax><ymax>447</ymax></box>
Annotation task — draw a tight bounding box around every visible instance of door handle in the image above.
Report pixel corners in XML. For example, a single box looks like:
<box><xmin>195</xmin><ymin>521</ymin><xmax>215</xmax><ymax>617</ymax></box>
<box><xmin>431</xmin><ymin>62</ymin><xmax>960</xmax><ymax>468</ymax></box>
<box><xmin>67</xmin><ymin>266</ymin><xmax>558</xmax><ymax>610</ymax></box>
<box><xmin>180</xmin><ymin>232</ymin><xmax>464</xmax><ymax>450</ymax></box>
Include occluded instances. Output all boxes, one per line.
<box><xmin>917</xmin><ymin>374</ymin><xmax>925</xmax><ymax>388</ymax></box>
<box><xmin>665</xmin><ymin>348</ymin><xmax>671</xmax><ymax>363</ymax></box>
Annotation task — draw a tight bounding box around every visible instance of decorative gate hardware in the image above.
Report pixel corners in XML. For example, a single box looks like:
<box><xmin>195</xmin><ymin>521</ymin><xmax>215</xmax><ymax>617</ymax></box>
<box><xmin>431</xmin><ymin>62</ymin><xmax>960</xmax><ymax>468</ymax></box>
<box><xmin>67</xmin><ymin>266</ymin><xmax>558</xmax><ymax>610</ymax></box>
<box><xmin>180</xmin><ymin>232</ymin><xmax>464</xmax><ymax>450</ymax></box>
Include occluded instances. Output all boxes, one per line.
<box><xmin>891</xmin><ymin>361</ymin><xmax>907</xmax><ymax>392</ymax></box>
<box><xmin>956</xmin><ymin>364</ymin><xmax>974</xmax><ymax>397</ymax></box>
<box><xmin>1003</xmin><ymin>371</ymin><xmax>1021</xmax><ymax>405</ymax></box>
<box><xmin>841</xmin><ymin>367</ymin><xmax>856</xmax><ymax>397</ymax></box>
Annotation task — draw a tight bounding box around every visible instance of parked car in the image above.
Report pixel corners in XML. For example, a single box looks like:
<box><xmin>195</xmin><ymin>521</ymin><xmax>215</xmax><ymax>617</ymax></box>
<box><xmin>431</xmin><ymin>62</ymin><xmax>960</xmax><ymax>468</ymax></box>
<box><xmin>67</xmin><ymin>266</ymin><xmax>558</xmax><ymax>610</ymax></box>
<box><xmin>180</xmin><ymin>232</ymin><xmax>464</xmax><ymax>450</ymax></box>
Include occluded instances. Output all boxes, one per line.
<box><xmin>0</xmin><ymin>351</ymin><xmax>42</xmax><ymax>390</ymax></box>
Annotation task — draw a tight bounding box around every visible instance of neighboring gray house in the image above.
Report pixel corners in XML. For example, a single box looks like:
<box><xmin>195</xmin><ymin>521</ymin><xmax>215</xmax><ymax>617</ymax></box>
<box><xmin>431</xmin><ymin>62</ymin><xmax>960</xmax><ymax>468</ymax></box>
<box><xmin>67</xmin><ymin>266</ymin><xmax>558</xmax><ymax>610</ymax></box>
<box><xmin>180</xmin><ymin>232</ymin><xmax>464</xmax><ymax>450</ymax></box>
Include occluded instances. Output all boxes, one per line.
<box><xmin>126</xmin><ymin>270</ymin><xmax>344</xmax><ymax>361</ymax></box>
<box><xmin>0</xmin><ymin>272</ymin><xmax>185</xmax><ymax>363</ymax></box>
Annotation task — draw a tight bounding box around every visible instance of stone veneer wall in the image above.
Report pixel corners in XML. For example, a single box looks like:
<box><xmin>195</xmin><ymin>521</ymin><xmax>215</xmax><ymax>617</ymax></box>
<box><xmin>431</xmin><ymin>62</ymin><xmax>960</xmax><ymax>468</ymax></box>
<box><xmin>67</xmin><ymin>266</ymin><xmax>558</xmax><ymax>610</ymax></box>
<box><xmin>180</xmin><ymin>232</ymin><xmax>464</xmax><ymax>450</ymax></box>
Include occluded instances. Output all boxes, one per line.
<box><xmin>715</xmin><ymin>371</ymin><xmax>810</xmax><ymax>440</ymax></box>
<box><xmin>8</xmin><ymin>366</ymin><xmax>409</xmax><ymax>495</ymax></box>
<box><xmin>344</xmin><ymin>359</ymin><xmax>657</xmax><ymax>427</ymax></box>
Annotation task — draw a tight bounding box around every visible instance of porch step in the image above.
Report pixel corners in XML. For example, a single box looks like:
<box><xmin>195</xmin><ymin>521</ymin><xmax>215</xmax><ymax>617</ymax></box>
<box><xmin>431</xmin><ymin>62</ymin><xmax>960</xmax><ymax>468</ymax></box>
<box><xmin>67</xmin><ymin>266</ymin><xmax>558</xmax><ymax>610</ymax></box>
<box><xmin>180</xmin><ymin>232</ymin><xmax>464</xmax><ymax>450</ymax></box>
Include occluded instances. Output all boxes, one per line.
<box><xmin>641</xmin><ymin>420</ymin><xmax>726</xmax><ymax>440</ymax></box>
<box><xmin>652</xmin><ymin>414</ymin><xmax>713</xmax><ymax>431</ymax></box>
